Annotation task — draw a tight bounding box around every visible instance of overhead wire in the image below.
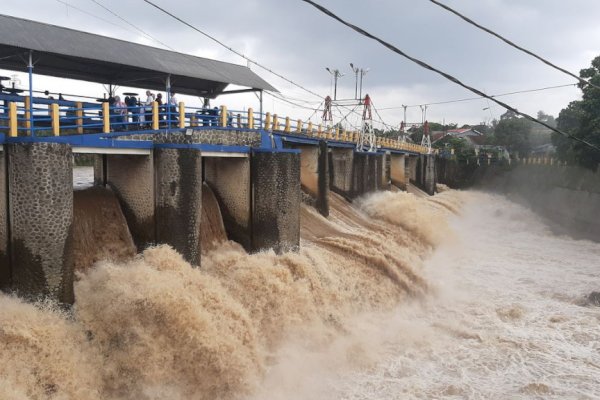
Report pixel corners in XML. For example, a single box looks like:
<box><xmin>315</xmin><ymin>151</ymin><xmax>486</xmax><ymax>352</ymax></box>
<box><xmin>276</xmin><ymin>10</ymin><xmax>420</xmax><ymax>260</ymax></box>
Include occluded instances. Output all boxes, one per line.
<box><xmin>54</xmin><ymin>0</ymin><xmax>142</xmax><ymax>35</ymax></box>
<box><xmin>428</xmin><ymin>0</ymin><xmax>600</xmax><ymax>90</ymax></box>
<box><xmin>378</xmin><ymin>83</ymin><xmax>577</xmax><ymax>110</ymax></box>
<box><xmin>300</xmin><ymin>0</ymin><xmax>600</xmax><ymax>152</ymax></box>
<box><xmin>141</xmin><ymin>0</ymin><xmax>325</xmax><ymax>100</ymax></box>
<box><xmin>370</xmin><ymin>101</ymin><xmax>396</xmax><ymax>131</ymax></box>
<box><xmin>89</xmin><ymin>0</ymin><xmax>175</xmax><ymax>50</ymax></box>
<box><xmin>265</xmin><ymin>91</ymin><xmax>320</xmax><ymax>111</ymax></box>
<box><xmin>305</xmin><ymin>100</ymin><xmax>325</xmax><ymax>122</ymax></box>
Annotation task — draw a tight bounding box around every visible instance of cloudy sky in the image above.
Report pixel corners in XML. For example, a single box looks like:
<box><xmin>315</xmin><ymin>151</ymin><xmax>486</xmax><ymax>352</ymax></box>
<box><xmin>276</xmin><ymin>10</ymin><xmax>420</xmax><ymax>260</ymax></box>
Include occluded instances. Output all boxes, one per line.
<box><xmin>1</xmin><ymin>0</ymin><xmax>599</xmax><ymax>129</ymax></box>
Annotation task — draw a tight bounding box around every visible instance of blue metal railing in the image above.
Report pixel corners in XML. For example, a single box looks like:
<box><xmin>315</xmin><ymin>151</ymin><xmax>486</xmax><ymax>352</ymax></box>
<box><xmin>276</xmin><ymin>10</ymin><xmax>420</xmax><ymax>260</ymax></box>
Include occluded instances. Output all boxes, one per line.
<box><xmin>0</xmin><ymin>92</ymin><xmax>431</xmax><ymax>153</ymax></box>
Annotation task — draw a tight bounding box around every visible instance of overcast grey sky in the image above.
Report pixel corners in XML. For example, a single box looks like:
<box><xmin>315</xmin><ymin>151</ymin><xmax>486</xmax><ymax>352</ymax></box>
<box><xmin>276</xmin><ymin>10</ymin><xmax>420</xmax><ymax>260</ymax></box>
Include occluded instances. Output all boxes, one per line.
<box><xmin>2</xmin><ymin>0</ymin><xmax>599</xmax><ymax>129</ymax></box>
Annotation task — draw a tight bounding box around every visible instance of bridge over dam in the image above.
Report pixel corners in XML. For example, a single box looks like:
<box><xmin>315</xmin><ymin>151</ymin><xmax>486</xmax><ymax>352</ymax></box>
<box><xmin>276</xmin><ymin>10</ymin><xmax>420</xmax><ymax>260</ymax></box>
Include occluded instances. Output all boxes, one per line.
<box><xmin>0</xmin><ymin>120</ymin><xmax>436</xmax><ymax>303</ymax></box>
<box><xmin>0</xmin><ymin>14</ymin><xmax>437</xmax><ymax>303</ymax></box>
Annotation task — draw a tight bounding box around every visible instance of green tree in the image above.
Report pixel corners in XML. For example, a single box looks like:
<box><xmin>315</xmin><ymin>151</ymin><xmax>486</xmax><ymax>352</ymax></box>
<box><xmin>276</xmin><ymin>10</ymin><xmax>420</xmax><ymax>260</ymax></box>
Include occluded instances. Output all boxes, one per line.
<box><xmin>552</xmin><ymin>56</ymin><xmax>600</xmax><ymax>170</ymax></box>
<box><xmin>494</xmin><ymin>116</ymin><xmax>532</xmax><ymax>157</ymax></box>
<box><xmin>537</xmin><ymin>110</ymin><xmax>556</xmax><ymax>128</ymax></box>
<box><xmin>552</xmin><ymin>101</ymin><xmax>584</xmax><ymax>165</ymax></box>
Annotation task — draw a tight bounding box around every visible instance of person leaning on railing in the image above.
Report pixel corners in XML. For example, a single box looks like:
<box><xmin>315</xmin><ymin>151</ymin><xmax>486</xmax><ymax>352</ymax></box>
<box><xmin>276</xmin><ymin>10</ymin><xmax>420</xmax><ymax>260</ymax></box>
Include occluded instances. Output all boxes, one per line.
<box><xmin>144</xmin><ymin>90</ymin><xmax>155</xmax><ymax>128</ymax></box>
<box><xmin>125</xmin><ymin>95</ymin><xmax>138</xmax><ymax>128</ymax></box>
<box><xmin>114</xmin><ymin>96</ymin><xmax>127</xmax><ymax>130</ymax></box>
<box><xmin>156</xmin><ymin>93</ymin><xmax>165</xmax><ymax>126</ymax></box>
<box><xmin>169</xmin><ymin>91</ymin><xmax>178</xmax><ymax>124</ymax></box>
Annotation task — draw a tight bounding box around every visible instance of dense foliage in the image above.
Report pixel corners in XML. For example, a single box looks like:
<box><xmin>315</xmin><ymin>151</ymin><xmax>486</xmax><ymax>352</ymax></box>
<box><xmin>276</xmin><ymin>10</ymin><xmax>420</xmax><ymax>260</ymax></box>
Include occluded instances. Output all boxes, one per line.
<box><xmin>552</xmin><ymin>56</ymin><xmax>600</xmax><ymax>170</ymax></box>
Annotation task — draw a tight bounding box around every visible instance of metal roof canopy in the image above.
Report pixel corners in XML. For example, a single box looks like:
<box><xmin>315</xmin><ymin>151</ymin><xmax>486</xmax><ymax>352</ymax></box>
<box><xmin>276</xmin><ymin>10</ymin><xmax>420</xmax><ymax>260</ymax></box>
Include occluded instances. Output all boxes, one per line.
<box><xmin>0</xmin><ymin>14</ymin><xmax>276</xmax><ymax>98</ymax></box>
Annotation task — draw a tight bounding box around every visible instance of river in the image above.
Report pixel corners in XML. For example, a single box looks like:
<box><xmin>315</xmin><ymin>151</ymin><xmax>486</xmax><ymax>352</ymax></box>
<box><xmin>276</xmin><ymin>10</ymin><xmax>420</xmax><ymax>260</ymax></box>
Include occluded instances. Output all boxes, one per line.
<box><xmin>261</xmin><ymin>191</ymin><xmax>600</xmax><ymax>400</ymax></box>
<box><xmin>2</xmin><ymin>174</ymin><xmax>600</xmax><ymax>399</ymax></box>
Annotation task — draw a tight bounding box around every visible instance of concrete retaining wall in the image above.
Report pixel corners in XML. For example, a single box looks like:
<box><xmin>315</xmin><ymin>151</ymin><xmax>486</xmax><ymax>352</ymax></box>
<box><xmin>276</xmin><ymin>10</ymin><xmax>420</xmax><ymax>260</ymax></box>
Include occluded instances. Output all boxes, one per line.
<box><xmin>286</xmin><ymin>141</ymin><xmax>329</xmax><ymax>217</ymax></box>
<box><xmin>440</xmin><ymin>160</ymin><xmax>600</xmax><ymax>241</ymax></box>
<box><xmin>105</xmin><ymin>154</ymin><xmax>155</xmax><ymax>250</ymax></box>
<box><xmin>352</xmin><ymin>152</ymin><xmax>383</xmax><ymax>198</ymax></box>
<box><xmin>155</xmin><ymin>148</ymin><xmax>203</xmax><ymax>265</ymax></box>
<box><xmin>390</xmin><ymin>153</ymin><xmax>406</xmax><ymax>190</ymax></box>
<box><xmin>480</xmin><ymin>164</ymin><xmax>600</xmax><ymax>240</ymax></box>
<box><xmin>381</xmin><ymin>153</ymin><xmax>391</xmax><ymax>190</ymax></box>
<box><xmin>8</xmin><ymin>143</ymin><xmax>74</xmax><ymax>302</ymax></box>
<box><xmin>329</xmin><ymin>147</ymin><xmax>354</xmax><ymax>199</ymax></box>
<box><xmin>204</xmin><ymin>157</ymin><xmax>252</xmax><ymax>250</ymax></box>
<box><xmin>251</xmin><ymin>150</ymin><xmax>301</xmax><ymax>253</ymax></box>
<box><xmin>435</xmin><ymin>157</ymin><xmax>479</xmax><ymax>189</ymax></box>
<box><xmin>407</xmin><ymin>155</ymin><xmax>418</xmax><ymax>183</ymax></box>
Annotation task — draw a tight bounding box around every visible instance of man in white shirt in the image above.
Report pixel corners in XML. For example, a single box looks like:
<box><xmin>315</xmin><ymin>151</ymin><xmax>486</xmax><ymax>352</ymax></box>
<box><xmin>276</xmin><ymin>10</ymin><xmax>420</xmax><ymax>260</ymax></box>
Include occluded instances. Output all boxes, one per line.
<box><xmin>169</xmin><ymin>91</ymin><xmax>178</xmax><ymax>124</ymax></box>
<box><xmin>144</xmin><ymin>90</ymin><xmax>155</xmax><ymax>128</ymax></box>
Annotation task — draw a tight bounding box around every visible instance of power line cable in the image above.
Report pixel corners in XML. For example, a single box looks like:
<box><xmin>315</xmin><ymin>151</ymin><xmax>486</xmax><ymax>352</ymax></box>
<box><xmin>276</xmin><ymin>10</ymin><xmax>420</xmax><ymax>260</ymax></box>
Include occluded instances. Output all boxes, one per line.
<box><xmin>300</xmin><ymin>0</ymin><xmax>600</xmax><ymax>152</ymax></box>
<box><xmin>378</xmin><ymin>83</ymin><xmax>577</xmax><ymax>110</ymax></box>
<box><xmin>89</xmin><ymin>0</ymin><xmax>174</xmax><ymax>50</ymax></box>
<box><xmin>266</xmin><ymin>91</ymin><xmax>320</xmax><ymax>111</ymax></box>
<box><xmin>305</xmin><ymin>100</ymin><xmax>325</xmax><ymax>122</ymax></box>
<box><xmin>54</xmin><ymin>0</ymin><xmax>141</xmax><ymax>35</ymax></box>
<box><xmin>428</xmin><ymin>0</ymin><xmax>600</xmax><ymax>90</ymax></box>
<box><xmin>141</xmin><ymin>0</ymin><xmax>324</xmax><ymax>100</ymax></box>
<box><xmin>370</xmin><ymin>102</ymin><xmax>396</xmax><ymax>131</ymax></box>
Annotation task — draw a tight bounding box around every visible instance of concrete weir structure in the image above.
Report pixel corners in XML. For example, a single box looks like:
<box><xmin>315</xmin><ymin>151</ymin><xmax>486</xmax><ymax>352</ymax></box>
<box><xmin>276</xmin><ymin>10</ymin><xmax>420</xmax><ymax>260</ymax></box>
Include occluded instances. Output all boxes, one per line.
<box><xmin>0</xmin><ymin>128</ymin><xmax>436</xmax><ymax>303</ymax></box>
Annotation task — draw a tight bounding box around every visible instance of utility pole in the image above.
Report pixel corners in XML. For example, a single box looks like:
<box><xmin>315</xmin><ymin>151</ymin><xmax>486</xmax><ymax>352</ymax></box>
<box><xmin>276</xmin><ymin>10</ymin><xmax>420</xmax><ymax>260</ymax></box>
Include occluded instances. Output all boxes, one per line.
<box><xmin>326</xmin><ymin>67</ymin><xmax>344</xmax><ymax>100</ymax></box>
<box><xmin>350</xmin><ymin>63</ymin><xmax>359</xmax><ymax>99</ymax></box>
<box><xmin>359</xmin><ymin>68</ymin><xmax>369</xmax><ymax>99</ymax></box>
<box><xmin>420</xmin><ymin>104</ymin><xmax>428</xmax><ymax>124</ymax></box>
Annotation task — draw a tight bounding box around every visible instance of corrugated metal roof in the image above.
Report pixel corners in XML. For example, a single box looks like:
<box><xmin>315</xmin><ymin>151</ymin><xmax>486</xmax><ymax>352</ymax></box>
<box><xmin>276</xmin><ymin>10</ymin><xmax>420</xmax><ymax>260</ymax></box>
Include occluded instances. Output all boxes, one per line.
<box><xmin>0</xmin><ymin>14</ymin><xmax>277</xmax><ymax>97</ymax></box>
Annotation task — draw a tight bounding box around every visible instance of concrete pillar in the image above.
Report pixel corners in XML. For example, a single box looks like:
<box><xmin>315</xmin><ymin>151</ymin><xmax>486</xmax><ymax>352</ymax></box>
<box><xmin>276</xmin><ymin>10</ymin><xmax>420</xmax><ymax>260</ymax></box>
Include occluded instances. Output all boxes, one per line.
<box><xmin>380</xmin><ymin>152</ymin><xmax>391</xmax><ymax>190</ymax></box>
<box><xmin>352</xmin><ymin>152</ymin><xmax>382</xmax><ymax>198</ymax></box>
<box><xmin>8</xmin><ymin>142</ymin><xmax>74</xmax><ymax>303</ymax></box>
<box><xmin>329</xmin><ymin>147</ymin><xmax>354</xmax><ymax>199</ymax></box>
<box><xmin>204</xmin><ymin>157</ymin><xmax>252</xmax><ymax>250</ymax></box>
<box><xmin>154</xmin><ymin>148</ymin><xmax>203</xmax><ymax>266</ymax></box>
<box><xmin>251</xmin><ymin>150</ymin><xmax>300</xmax><ymax>253</ymax></box>
<box><xmin>105</xmin><ymin>154</ymin><xmax>155</xmax><ymax>250</ymax></box>
<box><xmin>416</xmin><ymin>155</ymin><xmax>424</xmax><ymax>187</ymax></box>
<box><xmin>0</xmin><ymin>151</ymin><xmax>9</xmax><ymax>289</ymax></box>
<box><xmin>289</xmin><ymin>141</ymin><xmax>329</xmax><ymax>217</ymax></box>
<box><xmin>92</xmin><ymin>154</ymin><xmax>105</xmax><ymax>186</ymax></box>
<box><xmin>390</xmin><ymin>153</ymin><xmax>406</xmax><ymax>190</ymax></box>
<box><xmin>407</xmin><ymin>155</ymin><xmax>418</xmax><ymax>183</ymax></box>
<box><xmin>424</xmin><ymin>154</ymin><xmax>437</xmax><ymax>195</ymax></box>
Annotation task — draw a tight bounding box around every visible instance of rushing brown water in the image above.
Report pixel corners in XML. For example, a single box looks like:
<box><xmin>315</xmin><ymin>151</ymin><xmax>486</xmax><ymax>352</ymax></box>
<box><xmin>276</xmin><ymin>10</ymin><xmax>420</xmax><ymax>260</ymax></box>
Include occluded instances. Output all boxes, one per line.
<box><xmin>71</xmin><ymin>187</ymin><xmax>137</xmax><ymax>273</ymax></box>
<box><xmin>0</xmin><ymin>168</ymin><xmax>460</xmax><ymax>399</ymax></box>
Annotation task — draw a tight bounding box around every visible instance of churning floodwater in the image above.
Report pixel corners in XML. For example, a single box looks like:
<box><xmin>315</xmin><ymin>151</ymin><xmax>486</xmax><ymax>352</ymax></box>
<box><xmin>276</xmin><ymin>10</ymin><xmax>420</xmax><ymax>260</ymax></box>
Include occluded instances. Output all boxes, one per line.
<box><xmin>1</xmin><ymin>177</ymin><xmax>599</xmax><ymax>399</ymax></box>
<box><xmin>287</xmin><ymin>192</ymin><xmax>600</xmax><ymax>400</ymax></box>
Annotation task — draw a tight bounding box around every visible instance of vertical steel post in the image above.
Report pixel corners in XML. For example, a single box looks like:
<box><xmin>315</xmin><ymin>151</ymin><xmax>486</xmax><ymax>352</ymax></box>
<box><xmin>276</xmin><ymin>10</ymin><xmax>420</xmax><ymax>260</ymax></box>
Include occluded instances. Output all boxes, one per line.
<box><xmin>166</xmin><ymin>74</ymin><xmax>171</xmax><ymax>131</ymax></box>
<box><xmin>259</xmin><ymin>90</ymin><xmax>264</xmax><ymax>129</ymax></box>
<box><xmin>28</xmin><ymin>50</ymin><xmax>34</xmax><ymax>137</ymax></box>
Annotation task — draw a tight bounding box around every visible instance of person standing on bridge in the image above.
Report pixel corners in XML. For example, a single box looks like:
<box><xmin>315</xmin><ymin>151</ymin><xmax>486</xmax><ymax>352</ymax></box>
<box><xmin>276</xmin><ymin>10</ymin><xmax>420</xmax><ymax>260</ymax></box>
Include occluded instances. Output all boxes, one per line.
<box><xmin>169</xmin><ymin>91</ymin><xmax>178</xmax><ymax>124</ymax></box>
<box><xmin>113</xmin><ymin>95</ymin><xmax>127</xmax><ymax>129</ymax></box>
<box><xmin>362</xmin><ymin>94</ymin><xmax>372</xmax><ymax>120</ymax></box>
<box><xmin>322</xmin><ymin>95</ymin><xmax>332</xmax><ymax>121</ymax></box>
<box><xmin>144</xmin><ymin>90</ymin><xmax>155</xmax><ymax>128</ymax></box>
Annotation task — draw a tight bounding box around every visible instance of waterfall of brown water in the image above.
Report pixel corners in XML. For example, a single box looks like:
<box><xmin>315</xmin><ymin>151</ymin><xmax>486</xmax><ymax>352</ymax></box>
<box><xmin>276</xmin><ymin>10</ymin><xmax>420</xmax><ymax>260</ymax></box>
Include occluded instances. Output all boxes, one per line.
<box><xmin>0</xmin><ymin>189</ymin><xmax>461</xmax><ymax>400</ymax></box>
<box><xmin>70</xmin><ymin>187</ymin><xmax>137</xmax><ymax>274</ymax></box>
<box><xmin>200</xmin><ymin>183</ymin><xmax>228</xmax><ymax>254</ymax></box>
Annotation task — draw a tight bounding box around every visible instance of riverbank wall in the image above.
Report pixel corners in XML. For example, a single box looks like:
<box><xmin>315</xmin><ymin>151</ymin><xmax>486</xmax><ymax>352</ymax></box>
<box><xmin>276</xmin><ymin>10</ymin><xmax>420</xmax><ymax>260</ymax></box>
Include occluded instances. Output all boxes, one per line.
<box><xmin>437</xmin><ymin>159</ymin><xmax>600</xmax><ymax>240</ymax></box>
